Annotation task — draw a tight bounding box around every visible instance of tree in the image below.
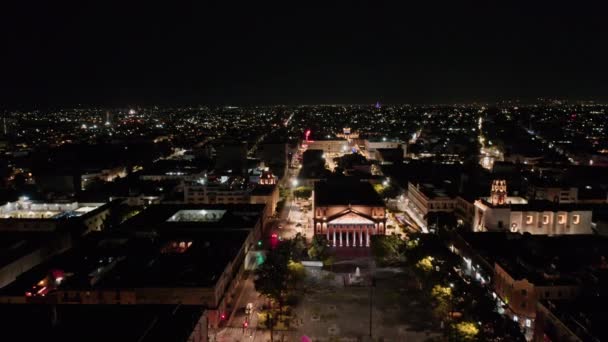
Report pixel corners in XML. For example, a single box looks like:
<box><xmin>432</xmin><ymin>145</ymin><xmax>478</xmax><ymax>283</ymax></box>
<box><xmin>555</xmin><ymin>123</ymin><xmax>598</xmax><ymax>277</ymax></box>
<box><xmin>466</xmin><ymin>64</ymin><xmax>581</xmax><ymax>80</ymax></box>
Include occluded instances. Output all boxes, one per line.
<box><xmin>293</xmin><ymin>186</ymin><xmax>312</xmax><ymax>199</ymax></box>
<box><xmin>287</xmin><ymin>260</ymin><xmax>306</xmax><ymax>289</ymax></box>
<box><xmin>275</xmin><ymin>199</ymin><xmax>286</xmax><ymax>214</ymax></box>
<box><xmin>430</xmin><ymin>285</ymin><xmax>453</xmax><ymax>320</ymax></box>
<box><xmin>254</xmin><ymin>242</ymin><xmax>290</xmax><ymax>342</ymax></box>
<box><xmin>292</xmin><ymin>233</ymin><xmax>307</xmax><ymax>261</ymax></box>
<box><xmin>370</xmin><ymin>234</ymin><xmax>404</xmax><ymax>265</ymax></box>
<box><xmin>452</xmin><ymin>322</ymin><xmax>479</xmax><ymax>341</ymax></box>
<box><xmin>307</xmin><ymin>235</ymin><xmax>328</xmax><ymax>260</ymax></box>
<box><xmin>416</xmin><ymin>256</ymin><xmax>434</xmax><ymax>273</ymax></box>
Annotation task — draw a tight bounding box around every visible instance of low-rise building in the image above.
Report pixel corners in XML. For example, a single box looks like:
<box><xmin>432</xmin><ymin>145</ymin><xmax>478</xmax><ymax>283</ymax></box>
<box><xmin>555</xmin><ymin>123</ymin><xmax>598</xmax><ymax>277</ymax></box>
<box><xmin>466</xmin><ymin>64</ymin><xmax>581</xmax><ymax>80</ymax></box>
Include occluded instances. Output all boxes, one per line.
<box><xmin>474</xmin><ymin>180</ymin><xmax>593</xmax><ymax>234</ymax></box>
<box><xmin>0</xmin><ymin>198</ymin><xmax>113</xmax><ymax>234</ymax></box>
<box><xmin>534</xmin><ymin>297</ymin><xmax>608</xmax><ymax>342</ymax></box>
<box><xmin>407</xmin><ymin>182</ymin><xmax>458</xmax><ymax>217</ymax></box>
<box><xmin>0</xmin><ymin>204</ymin><xmax>267</xmax><ymax>330</ymax></box>
<box><xmin>183</xmin><ymin>175</ymin><xmax>278</xmax><ymax>218</ymax></box>
<box><xmin>449</xmin><ymin>232</ymin><xmax>608</xmax><ymax>338</ymax></box>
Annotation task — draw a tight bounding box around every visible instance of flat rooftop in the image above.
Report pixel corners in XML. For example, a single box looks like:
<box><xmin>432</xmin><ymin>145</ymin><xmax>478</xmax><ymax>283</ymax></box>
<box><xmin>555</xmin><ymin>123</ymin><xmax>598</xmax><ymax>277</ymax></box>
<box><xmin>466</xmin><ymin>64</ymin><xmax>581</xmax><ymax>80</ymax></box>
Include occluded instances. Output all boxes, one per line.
<box><xmin>122</xmin><ymin>204</ymin><xmax>265</xmax><ymax>233</ymax></box>
<box><xmin>478</xmin><ymin>198</ymin><xmax>597</xmax><ymax>210</ymax></box>
<box><xmin>0</xmin><ymin>304</ymin><xmax>204</xmax><ymax>342</ymax></box>
<box><xmin>541</xmin><ymin>296</ymin><xmax>608</xmax><ymax>342</ymax></box>
<box><xmin>315</xmin><ymin>179</ymin><xmax>384</xmax><ymax>207</ymax></box>
<box><xmin>0</xmin><ymin>200</ymin><xmax>104</xmax><ymax>219</ymax></box>
<box><xmin>0</xmin><ymin>232</ymin><xmax>67</xmax><ymax>269</ymax></box>
<box><xmin>0</xmin><ymin>230</ymin><xmax>249</xmax><ymax>295</ymax></box>
<box><xmin>458</xmin><ymin>232</ymin><xmax>608</xmax><ymax>286</ymax></box>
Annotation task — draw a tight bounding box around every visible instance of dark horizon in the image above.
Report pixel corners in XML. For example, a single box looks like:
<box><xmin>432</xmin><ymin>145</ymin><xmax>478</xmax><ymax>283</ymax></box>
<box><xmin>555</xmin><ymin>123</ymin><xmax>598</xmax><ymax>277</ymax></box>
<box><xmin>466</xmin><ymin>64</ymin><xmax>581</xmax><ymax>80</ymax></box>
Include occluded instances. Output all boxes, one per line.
<box><xmin>2</xmin><ymin>1</ymin><xmax>608</xmax><ymax>106</ymax></box>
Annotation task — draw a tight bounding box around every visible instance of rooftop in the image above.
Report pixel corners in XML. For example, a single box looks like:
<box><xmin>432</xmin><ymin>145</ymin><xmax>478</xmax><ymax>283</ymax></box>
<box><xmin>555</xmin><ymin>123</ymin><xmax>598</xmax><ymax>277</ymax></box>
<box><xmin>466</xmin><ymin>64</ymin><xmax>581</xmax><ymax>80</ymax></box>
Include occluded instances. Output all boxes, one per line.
<box><xmin>121</xmin><ymin>203</ymin><xmax>265</xmax><ymax>233</ymax></box>
<box><xmin>0</xmin><ymin>304</ymin><xmax>204</xmax><ymax>342</ymax></box>
<box><xmin>0</xmin><ymin>199</ymin><xmax>104</xmax><ymax>220</ymax></box>
<box><xmin>0</xmin><ymin>230</ymin><xmax>250</xmax><ymax>294</ymax></box>
<box><xmin>315</xmin><ymin>179</ymin><xmax>384</xmax><ymax>207</ymax></box>
<box><xmin>458</xmin><ymin>232</ymin><xmax>608</xmax><ymax>286</ymax></box>
<box><xmin>540</xmin><ymin>297</ymin><xmax>608</xmax><ymax>342</ymax></box>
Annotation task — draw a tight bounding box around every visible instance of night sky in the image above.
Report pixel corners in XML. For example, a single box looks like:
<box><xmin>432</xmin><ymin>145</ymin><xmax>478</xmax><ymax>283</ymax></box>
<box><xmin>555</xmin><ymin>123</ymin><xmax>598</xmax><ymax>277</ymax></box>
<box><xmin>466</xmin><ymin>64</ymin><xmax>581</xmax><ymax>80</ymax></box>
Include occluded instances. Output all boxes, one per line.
<box><xmin>2</xmin><ymin>1</ymin><xmax>607</xmax><ymax>106</ymax></box>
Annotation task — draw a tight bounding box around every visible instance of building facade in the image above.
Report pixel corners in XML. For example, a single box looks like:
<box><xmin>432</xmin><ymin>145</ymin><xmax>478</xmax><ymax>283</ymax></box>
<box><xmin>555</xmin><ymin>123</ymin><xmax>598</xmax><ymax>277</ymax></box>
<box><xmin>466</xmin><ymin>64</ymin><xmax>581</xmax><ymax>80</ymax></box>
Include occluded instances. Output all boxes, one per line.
<box><xmin>313</xmin><ymin>180</ymin><xmax>386</xmax><ymax>247</ymax></box>
<box><xmin>473</xmin><ymin>180</ymin><xmax>593</xmax><ymax>234</ymax></box>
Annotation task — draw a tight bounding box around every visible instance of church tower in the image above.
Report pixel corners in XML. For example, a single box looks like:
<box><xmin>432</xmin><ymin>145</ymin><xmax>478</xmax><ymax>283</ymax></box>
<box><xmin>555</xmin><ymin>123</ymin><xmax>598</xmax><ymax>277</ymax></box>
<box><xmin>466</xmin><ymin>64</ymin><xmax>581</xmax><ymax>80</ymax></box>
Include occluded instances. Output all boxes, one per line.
<box><xmin>490</xmin><ymin>180</ymin><xmax>507</xmax><ymax>205</ymax></box>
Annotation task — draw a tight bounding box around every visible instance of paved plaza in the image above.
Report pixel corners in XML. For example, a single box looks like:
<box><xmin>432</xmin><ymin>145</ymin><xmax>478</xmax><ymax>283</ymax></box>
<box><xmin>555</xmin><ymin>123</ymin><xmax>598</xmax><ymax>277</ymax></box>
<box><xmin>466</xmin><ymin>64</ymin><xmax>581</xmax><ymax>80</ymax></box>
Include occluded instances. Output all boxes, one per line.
<box><xmin>290</xmin><ymin>258</ymin><xmax>442</xmax><ymax>342</ymax></box>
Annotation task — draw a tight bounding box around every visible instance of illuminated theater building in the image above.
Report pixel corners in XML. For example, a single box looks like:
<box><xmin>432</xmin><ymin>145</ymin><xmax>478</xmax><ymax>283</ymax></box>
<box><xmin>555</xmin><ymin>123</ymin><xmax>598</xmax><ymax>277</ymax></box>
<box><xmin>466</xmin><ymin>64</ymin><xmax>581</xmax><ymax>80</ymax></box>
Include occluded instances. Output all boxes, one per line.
<box><xmin>314</xmin><ymin>180</ymin><xmax>386</xmax><ymax>247</ymax></box>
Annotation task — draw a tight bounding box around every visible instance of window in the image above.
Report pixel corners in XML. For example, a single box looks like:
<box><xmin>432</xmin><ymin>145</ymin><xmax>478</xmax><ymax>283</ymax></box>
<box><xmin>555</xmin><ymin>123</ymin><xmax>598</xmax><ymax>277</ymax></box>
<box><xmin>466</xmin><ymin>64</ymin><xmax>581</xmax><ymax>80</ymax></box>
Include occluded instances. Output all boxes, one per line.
<box><xmin>558</xmin><ymin>215</ymin><xmax>566</xmax><ymax>224</ymax></box>
<box><xmin>521</xmin><ymin>289</ymin><xmax>527</xmax><ymax>296</ymax></box>
<box><xmin>511</xmin><ymin>223</ymin><xmax>518</xmax><ymax>232</ymax></box>
<box><xmin>525</xmin><ymin>319</ymin><xmax>532</xmax><ymax>328</ymax></box>
<box><xmin>573</xmin><ymin>215</ymin><xmax>580</xmax><ymax>224</ymax></box>
<box><xmin>526</xmin><ymin>215</ymin><xmax>533</xmax><ymax>224</ymax></box>
<box><xmin>543</xmin><ymin>215</ymin><xmax>550</xmax><ymax>224</ymax></box>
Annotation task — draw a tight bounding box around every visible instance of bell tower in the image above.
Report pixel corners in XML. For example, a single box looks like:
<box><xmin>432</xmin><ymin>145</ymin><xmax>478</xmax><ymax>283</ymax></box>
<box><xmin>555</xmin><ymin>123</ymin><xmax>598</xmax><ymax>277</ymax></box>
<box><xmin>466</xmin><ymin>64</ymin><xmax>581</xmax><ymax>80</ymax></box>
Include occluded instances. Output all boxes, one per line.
<box><xmin>490</xmin><ymin>180</ymin><xmax>507</xmax><ymax>205</ymax></box>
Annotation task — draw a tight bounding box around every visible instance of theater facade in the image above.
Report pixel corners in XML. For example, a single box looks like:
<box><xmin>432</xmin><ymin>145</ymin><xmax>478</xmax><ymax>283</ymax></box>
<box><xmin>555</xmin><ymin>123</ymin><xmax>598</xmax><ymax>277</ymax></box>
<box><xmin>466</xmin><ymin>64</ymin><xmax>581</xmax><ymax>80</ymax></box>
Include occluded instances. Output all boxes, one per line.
<box><xmin>313</xmin><ymin>180</ymin><xmax>386</xmax><ymax>247</ymax></box>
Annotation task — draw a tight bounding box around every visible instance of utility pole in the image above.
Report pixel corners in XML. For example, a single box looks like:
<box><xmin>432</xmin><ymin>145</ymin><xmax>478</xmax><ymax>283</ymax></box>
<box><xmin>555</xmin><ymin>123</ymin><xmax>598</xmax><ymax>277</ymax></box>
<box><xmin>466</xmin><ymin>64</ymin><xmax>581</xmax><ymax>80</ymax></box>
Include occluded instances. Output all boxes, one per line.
<box><xmin>369</xmin><ymin>276</ymin><xmax>373</xmax><ymax>337</ymax></box>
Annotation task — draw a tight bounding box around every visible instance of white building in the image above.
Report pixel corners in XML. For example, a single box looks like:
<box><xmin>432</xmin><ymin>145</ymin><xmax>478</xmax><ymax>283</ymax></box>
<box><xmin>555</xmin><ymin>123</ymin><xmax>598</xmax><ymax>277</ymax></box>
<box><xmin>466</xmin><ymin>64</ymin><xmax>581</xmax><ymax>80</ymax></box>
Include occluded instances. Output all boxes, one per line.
<box><xmin>0</xmin><ymin>198</ymin><xmax>111</xmax><ymax>233</ymax></box>
<box><xmin>304</xmin><ymin>139</ymin><xmax>349</xmax><ymax>154</ymax></box>
<box><xmin>473</xmin><ymin>180</ymin><xmax>592</xmax><ymax>235</ymax></box>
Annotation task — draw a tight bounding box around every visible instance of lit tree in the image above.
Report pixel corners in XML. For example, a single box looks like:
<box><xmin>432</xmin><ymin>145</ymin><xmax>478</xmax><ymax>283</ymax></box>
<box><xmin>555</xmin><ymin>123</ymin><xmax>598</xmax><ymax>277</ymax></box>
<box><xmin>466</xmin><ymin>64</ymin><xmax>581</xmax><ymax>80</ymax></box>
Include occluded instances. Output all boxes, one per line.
<box><xmin>287</xmin><ymin>260</ymin><xmax>305</xmax><ymax>289</ymax></box>
<box><xmin>416</xmin><ymin>256</ymin><xmax>434</xmax><ymax>273</ymax></box>
<box><xmin>307</xmin><ymin>235</ymin><xmax>328</xmax><ymax>260</ymax></box>
<box><xmin>430</xmin><ymin>284</ymin><xmax>453</xmax><ymax>320</ymax></box>
<box><xmin>452</xmin><ymin>322</ymin><xmax>479</xmax><ymax>341</ymax></box>
<box><xmin>292</xmin><ymin>186</ymin><xmax>312</xmax><ymax>199</ymax></box>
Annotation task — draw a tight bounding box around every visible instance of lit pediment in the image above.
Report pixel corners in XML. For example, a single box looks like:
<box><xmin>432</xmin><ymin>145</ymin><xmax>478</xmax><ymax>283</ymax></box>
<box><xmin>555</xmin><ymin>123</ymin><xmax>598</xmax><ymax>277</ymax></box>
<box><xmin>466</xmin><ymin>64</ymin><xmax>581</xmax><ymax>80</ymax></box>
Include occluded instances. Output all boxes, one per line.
<box><xmin>329</xmin><ymin>211</ymin><xmax>374</xmax><ymax>225</ymax></box>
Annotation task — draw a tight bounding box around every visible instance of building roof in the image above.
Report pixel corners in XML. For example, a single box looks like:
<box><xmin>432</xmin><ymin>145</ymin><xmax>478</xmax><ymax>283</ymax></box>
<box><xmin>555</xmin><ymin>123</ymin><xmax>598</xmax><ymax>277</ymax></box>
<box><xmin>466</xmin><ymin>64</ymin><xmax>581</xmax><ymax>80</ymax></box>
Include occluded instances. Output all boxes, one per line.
<box><xmin>0</xmin><ymin>232</ymin><xmax>66</xmax><ymax>269</ymax></box>
<box><xmin>458</xmin><ymin>232</ymin><xmax>608</xmax><ymax>286</ymax></box>
<box><xmin>540</xmin><ymin>297</ymin><xmax>608</xmax><ymax>342</ymax></box>
<box><xmin>314</xmin><ymin>179</ymin><xmax>384</xmax><ymax>207</ymax></box>
<box><xmin>250</xmin><ymin>184</ymin><xmax>276</xmax><ymax>196</ymax></box>
<box><xmin>509</xmin><ymin>200</ymin><xmax>593</xmax><ymax>212</ymax></box>
<box><xmin>122</xmin><ymin>204</ymin><xmax>265</xmax><ymax>233</ymax></box>
<box><xmin>0</xmin><ymin>304</ymin><xmax>204</xmax><ymax>342</ymax></box>
<box><xmin>0</xmin><ymin>229</ymin><xmax>249</xmax><ymax>294</ymax></box>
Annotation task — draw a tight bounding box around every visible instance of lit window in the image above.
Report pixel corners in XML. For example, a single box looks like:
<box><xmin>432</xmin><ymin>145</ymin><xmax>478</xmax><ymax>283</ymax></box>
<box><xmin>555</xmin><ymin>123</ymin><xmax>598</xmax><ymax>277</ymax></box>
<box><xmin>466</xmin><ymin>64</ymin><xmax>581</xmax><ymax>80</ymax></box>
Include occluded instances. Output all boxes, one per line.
<box><xmin>558</xmin><ymin>215</ymin><xmax>566</xmax><ymax>224</ymax></box>
<box><xmin>543</xmin><ymin>215</ymin><xmax>550</xmax><ymax>224</ymax></box>
<box><xmin>526</xmin><ymin>215</ymin><xmax>533</xmax><ymax>224</ymax></box>
<box><xmin>513</xmin><ymin>315</ymin><xmax>519</xmax><ymax>322</ymax></box>
<box><xmin>573</xmin><ymin>215</ymin><xmax>580</xmax><ymax>224</ymax></box>
<box><xmin>525</xmin><ymin>319</ymin><xmax>532</xmax><ymax>328</ymax></box>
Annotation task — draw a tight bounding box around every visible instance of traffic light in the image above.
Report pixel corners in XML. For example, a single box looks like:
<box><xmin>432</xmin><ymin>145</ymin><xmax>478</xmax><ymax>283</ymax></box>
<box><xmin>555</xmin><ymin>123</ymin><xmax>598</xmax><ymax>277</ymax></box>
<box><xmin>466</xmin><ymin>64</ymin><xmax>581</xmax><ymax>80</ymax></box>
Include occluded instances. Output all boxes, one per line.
<box><xmin>243</xmin><ymin>321</ymin><xmax>248</xmax><ymax>328</ymax></box>
<box><xmin>220</xmin><ymin>313</ymin><xmax>226</xmax><ymax>320</ymax></box>
<box><xmin>257</xmin><ymin>240</ymin><xmax>262</xmax><ymax>247</ymax></box>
